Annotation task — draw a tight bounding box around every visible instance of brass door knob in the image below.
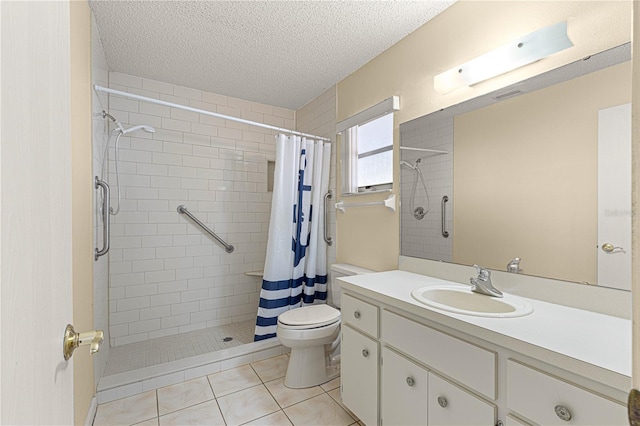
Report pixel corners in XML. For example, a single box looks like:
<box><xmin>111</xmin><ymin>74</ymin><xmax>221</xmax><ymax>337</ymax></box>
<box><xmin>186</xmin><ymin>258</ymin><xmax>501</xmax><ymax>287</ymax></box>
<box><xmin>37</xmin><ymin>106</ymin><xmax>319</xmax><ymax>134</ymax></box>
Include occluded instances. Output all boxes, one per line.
<box><xmin>63</xmin><ymin>324</ymin><xmax>104</xmax><ymax>361</ymax></box>
<box><xmin>601</xmin><ymin>243</ymin><xmax>624</xmax><ymax>253</ymax></box>
<box><xmin>602</xmin><ymin>243</ymin><xmax>615</xmax><ymax>253</ymax></box>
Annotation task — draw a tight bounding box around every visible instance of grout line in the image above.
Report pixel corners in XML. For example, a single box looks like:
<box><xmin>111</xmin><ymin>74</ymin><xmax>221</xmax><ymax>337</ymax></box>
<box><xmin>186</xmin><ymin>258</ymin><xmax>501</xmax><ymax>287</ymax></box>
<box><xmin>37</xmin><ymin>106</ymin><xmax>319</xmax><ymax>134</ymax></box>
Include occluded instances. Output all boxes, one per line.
<box><xmin>154</xmin><ymin>389</ymin><xmax>160</xmax><ymax>422</ymax></box>
<box><xmin>213</xmin><ymin>398</ymin><xmax>228</xmax><ymax>426</ymax></box>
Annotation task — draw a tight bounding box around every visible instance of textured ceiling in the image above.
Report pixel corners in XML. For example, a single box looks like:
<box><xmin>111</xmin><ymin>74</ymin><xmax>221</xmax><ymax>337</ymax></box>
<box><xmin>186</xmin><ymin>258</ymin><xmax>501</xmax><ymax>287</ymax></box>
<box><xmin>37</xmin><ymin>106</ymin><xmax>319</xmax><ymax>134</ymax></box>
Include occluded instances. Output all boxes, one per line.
<box><xmin>89</xmin><ymin>1</ymin><xmax>455</xmax><ymax>110</ymax></box>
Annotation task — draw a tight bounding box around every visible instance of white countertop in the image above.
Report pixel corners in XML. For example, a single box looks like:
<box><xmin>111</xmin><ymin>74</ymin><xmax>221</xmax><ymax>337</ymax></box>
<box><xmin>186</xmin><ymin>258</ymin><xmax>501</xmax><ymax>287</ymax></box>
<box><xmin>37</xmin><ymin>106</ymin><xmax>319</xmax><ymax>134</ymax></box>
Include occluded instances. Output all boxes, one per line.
<box><xmin>339</xmin><ymin>270</ymin><xmax>632</xmax><ymax>391</ymax></box>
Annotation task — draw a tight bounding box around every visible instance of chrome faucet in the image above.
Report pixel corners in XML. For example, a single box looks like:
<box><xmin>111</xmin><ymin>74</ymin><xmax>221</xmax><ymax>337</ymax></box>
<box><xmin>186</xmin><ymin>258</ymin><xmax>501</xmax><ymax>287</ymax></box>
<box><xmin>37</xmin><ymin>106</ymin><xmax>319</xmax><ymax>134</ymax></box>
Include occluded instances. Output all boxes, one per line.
<box><xmin>506</xmin><ymin>257</ymin><xmax>521</xmax><ymax>274</ymax></box>
<box><xmin>470</xmin><ymin>265</ymin><xmax>503</xmax><ymax>298</ymax></box>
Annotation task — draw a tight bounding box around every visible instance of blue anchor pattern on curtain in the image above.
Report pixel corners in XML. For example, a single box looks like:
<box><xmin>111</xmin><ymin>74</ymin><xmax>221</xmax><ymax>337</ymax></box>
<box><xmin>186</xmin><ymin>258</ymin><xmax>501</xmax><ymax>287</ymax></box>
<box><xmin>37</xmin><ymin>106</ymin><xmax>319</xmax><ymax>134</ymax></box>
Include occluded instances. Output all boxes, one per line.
<box><xmin>254</xmin><ymin>136</ymin><xmax>329</xmax><ymax>341</ymax></box>
<box><xmin>292</xmin><ymin>150</ymin><xmax>312</xmax><ymax>267</ymax></box>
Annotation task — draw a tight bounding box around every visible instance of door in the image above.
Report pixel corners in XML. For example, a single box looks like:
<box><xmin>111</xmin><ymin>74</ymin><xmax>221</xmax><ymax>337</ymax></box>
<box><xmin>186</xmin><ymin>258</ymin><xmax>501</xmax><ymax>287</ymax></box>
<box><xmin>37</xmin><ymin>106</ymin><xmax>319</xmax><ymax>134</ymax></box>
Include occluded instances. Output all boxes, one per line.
<box><xmin>1</xmin><ymin>1</ymin><xmax>75</xmax><ymax>424</ymax></box>
<box><xmin>597</xmin><ymin>103</ymin><xmax>632</xmax><ymax>290</ymax></box>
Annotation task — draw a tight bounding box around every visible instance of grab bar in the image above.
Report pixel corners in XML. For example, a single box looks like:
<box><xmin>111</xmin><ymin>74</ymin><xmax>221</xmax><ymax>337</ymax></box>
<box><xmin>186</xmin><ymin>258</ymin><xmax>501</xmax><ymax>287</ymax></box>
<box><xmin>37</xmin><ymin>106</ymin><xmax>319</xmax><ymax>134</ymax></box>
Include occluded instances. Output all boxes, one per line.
<box><xmin>177</xmin><ymin>205</ymin><xmax>234</xmax><ymax>253</ymax></box>
<box><xmin>95</xmin><ymin>177</ymin><xmax>110</xmax><ymax>260</ymax></box>
<box><xmin>335</xmin><ymin>194</ymin><xmax>396</xmax><ymax>213</ymax></box>
<box><xmin>324</xmin><ymin>190</ymin><xmax>333</xmax><ymax>246</ymax></box>
<box><xmin>441</xmin><ymin>195</ymin><xmax>449</xmax><ymax>238</ymax></box>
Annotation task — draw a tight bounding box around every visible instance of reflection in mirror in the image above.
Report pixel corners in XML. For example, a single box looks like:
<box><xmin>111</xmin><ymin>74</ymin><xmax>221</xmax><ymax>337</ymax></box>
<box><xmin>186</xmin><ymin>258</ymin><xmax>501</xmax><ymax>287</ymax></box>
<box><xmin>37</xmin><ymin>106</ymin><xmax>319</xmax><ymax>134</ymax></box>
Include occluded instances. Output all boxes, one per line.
<box><xmin>400</xmin><ymin>43</ymin><xmax>631</xmax><ymax>290</ymax></box>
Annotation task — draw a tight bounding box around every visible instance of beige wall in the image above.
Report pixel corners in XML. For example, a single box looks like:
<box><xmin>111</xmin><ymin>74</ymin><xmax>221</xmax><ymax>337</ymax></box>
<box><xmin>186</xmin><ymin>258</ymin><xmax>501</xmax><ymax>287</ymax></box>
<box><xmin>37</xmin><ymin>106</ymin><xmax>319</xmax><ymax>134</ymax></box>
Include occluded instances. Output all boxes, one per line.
<box><xmin>336</xmin><ymin>1</ymin><xmax>631</xmax><ymax>271</ymax></box>
<box><xmin>453</xmin><ymin>62</ymin><xmax>630</xmax><ymax>284</ymax></box>
<box><xmin>70</xmin><ymin>1</ymin><xmax>95</xmax><ymax>423</ymax></box>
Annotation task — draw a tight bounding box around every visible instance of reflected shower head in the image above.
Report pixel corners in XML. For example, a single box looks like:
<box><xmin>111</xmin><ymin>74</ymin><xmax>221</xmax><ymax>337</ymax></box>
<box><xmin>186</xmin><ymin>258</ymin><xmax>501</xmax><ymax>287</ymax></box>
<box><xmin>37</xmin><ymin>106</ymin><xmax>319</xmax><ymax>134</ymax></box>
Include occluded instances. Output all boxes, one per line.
<box><xmin>400</xmin><ymin>160</ymin><xmax>416</xmax><ymax>170</ymax></box>
<box><xmin>400</xmin><ymin>158</ymin><xmax>423</xmax><ymax>170</ymax></box>
<box><xmin>121</xmin><ymin>124</ymin><xmax>156</xmax><ymax>135</ymax></box>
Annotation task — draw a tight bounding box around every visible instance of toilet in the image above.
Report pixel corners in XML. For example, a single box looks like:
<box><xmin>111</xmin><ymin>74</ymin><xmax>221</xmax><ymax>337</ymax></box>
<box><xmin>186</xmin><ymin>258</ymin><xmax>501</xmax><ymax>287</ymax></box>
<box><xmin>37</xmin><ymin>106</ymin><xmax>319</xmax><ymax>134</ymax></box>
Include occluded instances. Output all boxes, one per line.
<box><xmin>277</xmin><ymin>263</ymin><xmax>373</xmax><ymax>388</ymax></box>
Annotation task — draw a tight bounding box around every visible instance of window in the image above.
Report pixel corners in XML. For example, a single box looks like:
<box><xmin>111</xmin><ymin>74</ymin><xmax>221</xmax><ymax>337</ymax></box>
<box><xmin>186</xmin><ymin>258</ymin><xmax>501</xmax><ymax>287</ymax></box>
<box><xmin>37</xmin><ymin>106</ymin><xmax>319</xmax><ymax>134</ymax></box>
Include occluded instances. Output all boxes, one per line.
<box><xmin>338</xmin><ymin>96</ymin><xmax>399</xmax><ymax>194</ymax></box>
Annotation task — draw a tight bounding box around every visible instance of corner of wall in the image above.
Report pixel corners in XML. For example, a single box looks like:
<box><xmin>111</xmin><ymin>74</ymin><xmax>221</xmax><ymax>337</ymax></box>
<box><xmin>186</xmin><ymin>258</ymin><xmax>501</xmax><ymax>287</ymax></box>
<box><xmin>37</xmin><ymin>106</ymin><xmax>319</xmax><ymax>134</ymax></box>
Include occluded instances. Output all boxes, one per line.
<box><xmin>70</xmin><ymin>1</ymin><xmax>95</xmax><ymax>424</ymax></box>
<box><xmin>295</xmin><ymin>86</ymin><xmax>338</xmax><ymax>268</ymax></box>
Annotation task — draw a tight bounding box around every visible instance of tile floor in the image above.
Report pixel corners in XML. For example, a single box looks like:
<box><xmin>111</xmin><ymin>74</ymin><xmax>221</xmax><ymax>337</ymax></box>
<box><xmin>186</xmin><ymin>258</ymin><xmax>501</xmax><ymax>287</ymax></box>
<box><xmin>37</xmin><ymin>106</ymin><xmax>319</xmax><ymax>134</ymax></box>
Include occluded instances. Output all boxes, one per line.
<box><xmin>105</xmin><ymin>320</ymin><xmax>256</xmax><ymax>376</ymax></box>
<box><xmin>94</xmin><ymin>354</ymin><xmax>362</xmax><ymax>426</ymax></box>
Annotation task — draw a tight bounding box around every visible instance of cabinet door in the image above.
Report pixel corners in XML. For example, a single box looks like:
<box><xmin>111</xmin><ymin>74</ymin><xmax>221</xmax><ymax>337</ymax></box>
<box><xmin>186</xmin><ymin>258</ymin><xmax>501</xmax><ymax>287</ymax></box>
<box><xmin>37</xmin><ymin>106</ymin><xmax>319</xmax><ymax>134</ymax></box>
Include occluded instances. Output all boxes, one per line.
<box><xmin>342</xmin><ymin>325</ymin><xmax>379</xmax><ymax>426</ymax></box>
<box><xmin>381</xmin><ymin>347</ymin><xmax>428</xmax><ymax>426</ymax></box>
<box><xmin>428</xmin><ymin>372</ymin><xmax>496</xmax><ymax>426</ymax></box>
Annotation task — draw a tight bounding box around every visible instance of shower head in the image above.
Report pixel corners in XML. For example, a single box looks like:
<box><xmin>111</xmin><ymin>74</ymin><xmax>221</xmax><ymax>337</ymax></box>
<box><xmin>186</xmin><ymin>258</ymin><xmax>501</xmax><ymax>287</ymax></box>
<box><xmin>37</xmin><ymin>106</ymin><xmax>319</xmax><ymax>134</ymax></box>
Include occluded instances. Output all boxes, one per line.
<box><xmin>103</xmin><ymin>111</ymin><xmax>155</xmax><ymax>135</ymax></box>
<box><xmin>120</xmin><ymin>124</ymin><xmax>156</xmax><ymax>135</ymax></box>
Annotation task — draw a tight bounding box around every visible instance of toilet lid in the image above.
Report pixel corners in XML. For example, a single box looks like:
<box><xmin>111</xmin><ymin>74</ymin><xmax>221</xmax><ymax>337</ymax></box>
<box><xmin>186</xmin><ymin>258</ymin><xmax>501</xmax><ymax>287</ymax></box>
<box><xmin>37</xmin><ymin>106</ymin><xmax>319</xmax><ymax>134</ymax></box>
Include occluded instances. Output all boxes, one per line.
<box><xmin>278</xmin><ymin>304</ymin><xmax>340</xmax><ymax>328</ymax></box>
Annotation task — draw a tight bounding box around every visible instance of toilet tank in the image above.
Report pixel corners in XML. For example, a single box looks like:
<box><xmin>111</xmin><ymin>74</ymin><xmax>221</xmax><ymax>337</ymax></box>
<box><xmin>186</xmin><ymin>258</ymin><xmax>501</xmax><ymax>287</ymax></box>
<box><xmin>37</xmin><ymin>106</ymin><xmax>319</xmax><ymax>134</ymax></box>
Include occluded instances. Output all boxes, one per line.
<box><xmin>329</xmin><ymin>263</ymin><xmax>374</xmax><ymax>308</ymax></box>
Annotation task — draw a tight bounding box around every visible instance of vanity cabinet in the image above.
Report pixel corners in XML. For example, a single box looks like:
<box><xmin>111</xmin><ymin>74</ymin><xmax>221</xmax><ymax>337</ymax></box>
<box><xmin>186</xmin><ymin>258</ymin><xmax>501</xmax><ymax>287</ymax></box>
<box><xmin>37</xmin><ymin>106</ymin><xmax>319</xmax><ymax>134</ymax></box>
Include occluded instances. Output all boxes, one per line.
<box><xmin>341</xmin><ymin>295</ymin><xmax>380</xmax><ymax>426</ymax></box>
<box><xmin>340</xmin><ymin>284</ymin><xmax>628</xmax><ymax>426</ymax></box>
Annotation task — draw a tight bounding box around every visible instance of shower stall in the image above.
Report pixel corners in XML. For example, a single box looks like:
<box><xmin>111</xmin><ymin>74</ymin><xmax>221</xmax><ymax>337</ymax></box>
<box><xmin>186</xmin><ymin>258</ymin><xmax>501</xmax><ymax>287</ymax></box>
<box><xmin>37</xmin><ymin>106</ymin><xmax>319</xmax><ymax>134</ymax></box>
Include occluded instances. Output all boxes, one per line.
<box><xmin>92</xmin><ymin>77</ymin><xmax>284</xmax><ymax>387</ymax></box>
<box><xmin>91</xmin><ymin>25</ymin><xmax>337</xmax><ymax>397</ymax></box>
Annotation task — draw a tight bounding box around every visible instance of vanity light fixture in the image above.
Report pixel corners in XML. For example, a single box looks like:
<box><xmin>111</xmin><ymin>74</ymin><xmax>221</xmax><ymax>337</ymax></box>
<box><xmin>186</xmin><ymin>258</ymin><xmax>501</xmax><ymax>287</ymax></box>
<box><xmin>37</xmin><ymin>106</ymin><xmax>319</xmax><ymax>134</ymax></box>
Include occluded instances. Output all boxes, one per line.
<box><xmin>434</xmin><ymin>21</ymin><xmax>573</xmax><ymax>94</ymax></box>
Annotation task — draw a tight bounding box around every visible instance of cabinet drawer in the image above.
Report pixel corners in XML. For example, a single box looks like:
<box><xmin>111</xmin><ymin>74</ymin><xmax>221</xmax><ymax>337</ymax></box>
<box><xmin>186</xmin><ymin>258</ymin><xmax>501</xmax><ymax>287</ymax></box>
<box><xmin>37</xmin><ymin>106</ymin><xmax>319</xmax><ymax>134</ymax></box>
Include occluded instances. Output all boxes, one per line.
<box><xmin>381</xmin><ymin>347</ymin><xmax>428</xmax><ymax>426</ymax></box>
<box><xmin>342</xmin><ymin>325</ymin><xmax>379</xmax><ymax>426</ymax></box>
<box><xmin>507</xmin><ymin>360</ymin><xmax>627</xmax><ymax>425</ymax></box>
<box><xmin>428</xmin><ymin>371</ymin><xmax>496</xmax><ymax>426</ymax></box>
<box><xmin>382</xmin><ymin>310</ymin><xmax>496</xmax><ymax>400</ymax></box>
<box><xmin>342</xmin><ymin>294</ymin><xmax>378</xmax><ymax>337</ymax></box>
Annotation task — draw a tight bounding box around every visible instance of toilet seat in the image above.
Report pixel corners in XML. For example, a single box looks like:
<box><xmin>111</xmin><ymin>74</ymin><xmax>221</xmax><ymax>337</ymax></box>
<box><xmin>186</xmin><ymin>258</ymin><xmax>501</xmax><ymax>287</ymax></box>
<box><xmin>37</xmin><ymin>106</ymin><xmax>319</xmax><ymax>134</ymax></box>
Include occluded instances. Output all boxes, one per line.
<box><xmin>278</xmin><ymin>304</ymin><xmax>340</xmax><ymax>330</ymax></box>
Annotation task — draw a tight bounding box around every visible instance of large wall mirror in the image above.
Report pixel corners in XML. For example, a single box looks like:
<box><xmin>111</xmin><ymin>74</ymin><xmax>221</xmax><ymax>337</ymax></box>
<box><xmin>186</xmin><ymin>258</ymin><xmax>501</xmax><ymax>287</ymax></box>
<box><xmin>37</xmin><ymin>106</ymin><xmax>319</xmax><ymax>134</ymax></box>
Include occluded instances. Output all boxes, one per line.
<box><xmin>399</xmin><ymin>43</ymin><xmax>631</xmax><ymax>291</ymax></box>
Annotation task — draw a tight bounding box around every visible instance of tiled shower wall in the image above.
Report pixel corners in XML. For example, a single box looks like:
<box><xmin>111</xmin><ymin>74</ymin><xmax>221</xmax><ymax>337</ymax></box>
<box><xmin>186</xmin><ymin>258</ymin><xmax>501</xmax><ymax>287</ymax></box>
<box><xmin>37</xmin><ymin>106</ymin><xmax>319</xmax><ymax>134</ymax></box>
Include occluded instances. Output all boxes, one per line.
<box><xmin>296</xmin><ymin>87</ymin><xmax>337</xmax><ymax>268</ymax></box>
<box><xmin>106</xmin><ymin>72</ymin><xmax>295</xmax><ymax>346</ymax></box>
<box><xmin>399</xmin><ymin>115</ymin><xmax>454</xmax><ymax>262</ymax></box>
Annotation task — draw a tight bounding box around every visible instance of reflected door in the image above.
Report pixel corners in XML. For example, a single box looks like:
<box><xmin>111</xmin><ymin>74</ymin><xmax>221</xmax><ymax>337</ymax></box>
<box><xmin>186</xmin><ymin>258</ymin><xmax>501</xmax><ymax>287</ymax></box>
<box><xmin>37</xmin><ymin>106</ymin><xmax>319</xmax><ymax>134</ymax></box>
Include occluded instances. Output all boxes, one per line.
<box><xmin>597</xmin><ymin>103</ymin><xmax>632</xmax><ymax>290</ymax></box>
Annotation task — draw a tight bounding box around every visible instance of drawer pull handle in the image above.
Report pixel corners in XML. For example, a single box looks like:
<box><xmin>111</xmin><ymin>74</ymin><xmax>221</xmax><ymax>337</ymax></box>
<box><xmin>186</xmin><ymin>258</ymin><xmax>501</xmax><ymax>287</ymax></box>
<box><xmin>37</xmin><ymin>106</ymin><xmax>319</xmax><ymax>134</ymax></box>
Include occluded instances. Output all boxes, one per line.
<box><xmin>554</xmin><ymin>405</ymin><xmax>572</xmax><ymax>422</ymax></box>
<box><xmin>354</xmin><ymin>311</ymin><xmax>361</xmax><ymax>319</ymax></box>
<box><xmin>406</xmin><ymin>377</ymin><xmax>415</xmax><ymax>387</ymax></box>
<box><xmin>362</xmin><ymin>349</ymin><xmax>369</xmax><ymax>358</ymax></box>
<box><xmin>437</xmin><ymin>396</ymin><xmax>448</xmax><ymax>408</ymax></box>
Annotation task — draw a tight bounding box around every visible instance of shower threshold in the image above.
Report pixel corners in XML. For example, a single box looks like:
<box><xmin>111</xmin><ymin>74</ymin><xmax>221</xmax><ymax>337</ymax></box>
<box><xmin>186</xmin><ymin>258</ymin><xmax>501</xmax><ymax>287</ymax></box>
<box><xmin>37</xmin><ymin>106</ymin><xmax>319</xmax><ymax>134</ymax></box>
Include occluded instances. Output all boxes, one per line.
<box><xmin>97</xmin><ymin>320</ymin><xmax>284</xmax><ymax>403</ymax></box>
<box><xmin>104</xmin><ymin>320</ymin><xmax>257</xmax><ymax>376</ymax></box>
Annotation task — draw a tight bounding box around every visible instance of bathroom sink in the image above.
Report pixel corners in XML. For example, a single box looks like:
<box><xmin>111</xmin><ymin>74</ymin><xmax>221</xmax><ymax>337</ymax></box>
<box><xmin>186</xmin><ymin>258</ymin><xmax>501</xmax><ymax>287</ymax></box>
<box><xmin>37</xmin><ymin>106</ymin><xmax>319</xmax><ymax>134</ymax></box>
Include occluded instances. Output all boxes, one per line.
<box><xmin>411</xmin><ymin>285</ymin><xmax>533</xmax><ymax>318</ymax></box>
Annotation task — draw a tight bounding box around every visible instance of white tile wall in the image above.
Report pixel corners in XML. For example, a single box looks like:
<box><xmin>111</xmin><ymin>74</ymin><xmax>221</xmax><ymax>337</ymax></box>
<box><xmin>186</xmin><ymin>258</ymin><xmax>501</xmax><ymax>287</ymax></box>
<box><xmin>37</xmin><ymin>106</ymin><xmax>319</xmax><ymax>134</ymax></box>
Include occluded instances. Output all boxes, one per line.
<box><xmin>296</xmin><ymin>87</ymin><xmax>337</xmax><ymax>269</ymax></box>
<box><xmin>400</xmin><ymin>115</ymin><xmax>454</xmax><ymax>262</ymax></box>
<box><xmin>106</xmin><ymin>72</ymin><xmax>296</xmax><ymax>346</ymax></box>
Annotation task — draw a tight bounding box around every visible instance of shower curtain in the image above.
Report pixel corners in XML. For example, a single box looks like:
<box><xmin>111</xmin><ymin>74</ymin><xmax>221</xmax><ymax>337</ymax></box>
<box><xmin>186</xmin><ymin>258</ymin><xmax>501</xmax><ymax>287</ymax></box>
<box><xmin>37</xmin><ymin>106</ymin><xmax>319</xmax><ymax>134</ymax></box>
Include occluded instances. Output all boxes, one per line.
<box><xmin>254</xmin><ymin>134</ymin><xmax>331</xmax><ymax>341</ymax></box>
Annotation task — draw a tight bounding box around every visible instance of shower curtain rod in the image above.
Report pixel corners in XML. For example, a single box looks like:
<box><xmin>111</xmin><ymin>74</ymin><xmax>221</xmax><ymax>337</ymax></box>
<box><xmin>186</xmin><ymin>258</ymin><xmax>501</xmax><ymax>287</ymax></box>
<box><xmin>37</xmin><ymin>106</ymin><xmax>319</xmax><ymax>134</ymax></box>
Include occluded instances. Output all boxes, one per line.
<box><xmin>93</xmin><ymin>85</ymin><xmax>331</xmax><ymax>142</ymax></box>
